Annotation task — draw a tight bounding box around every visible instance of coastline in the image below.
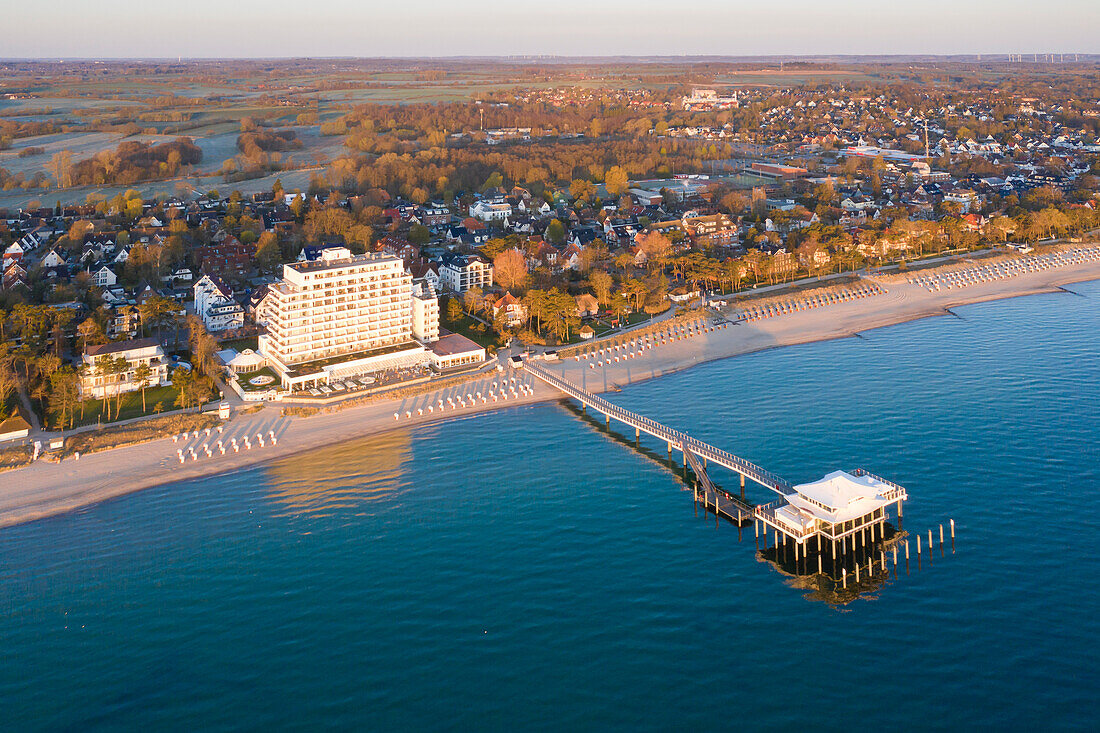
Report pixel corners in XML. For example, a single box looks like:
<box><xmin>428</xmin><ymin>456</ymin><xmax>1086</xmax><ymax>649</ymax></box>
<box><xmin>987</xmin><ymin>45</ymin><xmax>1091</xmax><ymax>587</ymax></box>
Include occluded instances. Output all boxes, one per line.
<box><xmin>2</xmin><ymin>255</ymin><xmax>1098</xmax><ymax>530</ymax></box>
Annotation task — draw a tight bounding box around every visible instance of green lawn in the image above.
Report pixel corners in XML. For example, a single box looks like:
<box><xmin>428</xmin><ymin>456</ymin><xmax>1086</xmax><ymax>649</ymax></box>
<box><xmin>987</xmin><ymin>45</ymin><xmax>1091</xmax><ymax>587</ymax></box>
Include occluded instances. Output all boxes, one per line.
<box><xmin>442</xmin><ymin>314</ymin><xmax>499</xmax><ymax>348</ymax></box>
<box><xmin>219</xmin><ymin>335</ymin><xmax>259</xmax><ymax>352</ymax></box>
<box><xmin>50</xmin><ymin>384</ymin><xmax>212</xmax><ymax>430</ymax></box>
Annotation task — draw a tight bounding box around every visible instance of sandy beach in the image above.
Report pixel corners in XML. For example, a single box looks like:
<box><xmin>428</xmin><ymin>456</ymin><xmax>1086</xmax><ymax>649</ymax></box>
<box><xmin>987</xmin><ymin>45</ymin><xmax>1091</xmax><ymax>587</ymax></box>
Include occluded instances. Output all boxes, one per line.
<box><xmin>2</xmin><ymin>250</ymin><xmax>1099</xmax><ymax>530</ymax></box>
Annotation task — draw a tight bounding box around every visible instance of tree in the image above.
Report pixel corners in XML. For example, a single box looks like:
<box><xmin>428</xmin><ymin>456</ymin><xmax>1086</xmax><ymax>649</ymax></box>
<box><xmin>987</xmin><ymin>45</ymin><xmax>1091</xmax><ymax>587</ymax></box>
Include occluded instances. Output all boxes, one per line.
<box><xmin>570</xmin><ymin>178</ymin><xmax>596</xmax><ymax>203</ymax></box>
<box><xmin>622</xmin><ymin>278</ymin><xmax>648</xmax><ymax>311</ymax></box>
<box><xmin>721</xmin><ymin>191</ymin><xmax>749</xmax><ymax>215</ymax></box>
<box><xmin>463</xmin><ymin>287</ymin><xmax>485</xmax><ymax>317</ymax></box>
<box><xmin>589</xmin><ymin>269</ymin><xmax>613</xmax><ymax>306</ymax></box>
<box><xmin>521</xmin><ymin>289</ymin><xmax>548</xmax><ymax>332</ymax></box>
<box><xmin>608</xmin><ymin>292</ymin><xmax>631</xmax><ymax>323</ymax></box>
<box><xmin>637</xmin><ymin>230</ymin><xmax>672</xmax><ymax>268</ymax></box>
<box><xmin>48</xmin><ymin>150</ymin><xmax>74</xmax><ymax>188</ymax></box>
<box><xmin>408</xmin><ymin>224</ymin><xmax>431</xmax><ymax>245</ymax></box>
<box><xmin>444</xmin><ymin>296</ymin><xmax>463</xmax><ymax>323</ymax></box>
<box><xmin>77</xmin><ymin>317</ymin><xmax>105</xmax><ymax>352</ymax></box>
<box><xmin>254</xmin><ymin>231</ymin><xmax>282</xmax><ymax>273</ymax></box>
<box><xmin>134</xmin><ymin>362</ymin><xmax>153</xmax><ymax>414</ymax></box>
<box><xmin>605</xmin><ymin>166</ymin><xmax>630</xmax><ymax>197</ymax></box>
<box><xmin>545</xmin><ymin>219</ymin><xmax>566</xmax><ymax>245</ymax></box>
<box><xmin>48</xmin><ymin>367</ymin><xmax>81</xmax><ymax>430</ymax></box>
<box><xmin>186</xmin><ymin>315</ymin><xmax>218</xmax><ymax>377</ymax></box>
<box><xmin>94</xmin><ymin>356</ymin><xmax>125</xmax><ymax>421</ymax></box>
<box><xmin>493</xmin><ymin>248</ymin><xmax>528</xmax><ymax>291</ymax></box>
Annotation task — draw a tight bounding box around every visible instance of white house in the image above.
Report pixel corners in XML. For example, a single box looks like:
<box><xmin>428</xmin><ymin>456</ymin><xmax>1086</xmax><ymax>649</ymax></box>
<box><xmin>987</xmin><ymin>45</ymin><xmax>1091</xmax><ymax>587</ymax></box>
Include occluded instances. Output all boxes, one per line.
<box><xmin>80</xmin><ymin>338</ymin><xmax>171</xmax><ymax>400</ymax></box>
<box><xmin>469</xmin><ymin>199</ymin><xmax>512</xmax><ymax>222</ymax></box>
<box><xmin>40</xmin><ymin>249</ymin><xmax>65</xmax><ymax>268</ymax></box>
<box><xmin>439</xmin><ymin>253</ymin><xmax>493</xmax><ymax>293</ymax></box>
<box><xmin>193</xmin><ymin>274</ymin><xmax>246</xmax><ymax>333</ymax></box>
<box><xmin>92</xmin><ymin>265</ymin><xmax>117</xmax><ymax>288</ymax></box>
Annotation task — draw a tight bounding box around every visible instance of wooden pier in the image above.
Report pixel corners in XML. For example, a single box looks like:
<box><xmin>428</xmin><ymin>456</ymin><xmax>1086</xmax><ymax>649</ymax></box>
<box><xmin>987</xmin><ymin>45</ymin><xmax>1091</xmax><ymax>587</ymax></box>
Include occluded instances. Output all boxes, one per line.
<box><xmin>526</xmin><ymin>360</ymin><xmax>910</xmax><ymax>558</ymax></box>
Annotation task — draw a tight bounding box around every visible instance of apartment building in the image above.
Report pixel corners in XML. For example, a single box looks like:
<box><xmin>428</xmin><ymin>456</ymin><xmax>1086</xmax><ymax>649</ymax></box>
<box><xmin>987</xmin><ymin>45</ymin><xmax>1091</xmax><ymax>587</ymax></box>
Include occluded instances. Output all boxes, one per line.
<box><xmin>80</xmin><ymin>337</ymin><xmax>170</xmax><ymax>399</ymax></box>
<box><xmin>257</xmin><ymin>248</ymin><xmax>437</xmax><ymax>389</ymax></box>
<box><xmin>439</xmin><ymin>253</ymin><xmax>493</xmax><ymax>293</ymax></box>
<box><xmin>193</xmin><ymin>274</ymin><xmax>245</xmax><ymax>333</ymax></box>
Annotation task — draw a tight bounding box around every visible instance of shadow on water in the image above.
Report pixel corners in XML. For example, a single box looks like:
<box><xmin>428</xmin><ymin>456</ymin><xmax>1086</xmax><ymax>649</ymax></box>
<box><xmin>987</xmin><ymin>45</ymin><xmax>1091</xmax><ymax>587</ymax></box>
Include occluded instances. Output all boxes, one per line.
<box><xmin>558</xmin><ymin>399</ymin><xmax>713</xmax><ymax>495</ymax></box>
<box><xmin>757</xmin><ymin>525</ymin><xmax>913</xmax><ymax>607</ymax></box>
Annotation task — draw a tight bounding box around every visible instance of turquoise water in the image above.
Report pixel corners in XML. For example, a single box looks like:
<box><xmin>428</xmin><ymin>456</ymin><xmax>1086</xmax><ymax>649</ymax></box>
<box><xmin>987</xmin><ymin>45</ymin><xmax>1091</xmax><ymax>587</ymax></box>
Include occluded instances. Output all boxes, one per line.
<box><xmin>3</xmin><ymin>283</ymin><xmax>1100</xmax><ymax>730</ymax></box>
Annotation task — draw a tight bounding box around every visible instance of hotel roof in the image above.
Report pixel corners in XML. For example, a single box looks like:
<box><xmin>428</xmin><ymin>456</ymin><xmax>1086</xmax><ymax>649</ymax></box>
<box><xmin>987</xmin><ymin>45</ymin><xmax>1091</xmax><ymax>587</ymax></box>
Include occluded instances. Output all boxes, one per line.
<box><xmin>288</xmin><ymin>251</ymin><xmax>401</xmax><ymax>274</ymax></box>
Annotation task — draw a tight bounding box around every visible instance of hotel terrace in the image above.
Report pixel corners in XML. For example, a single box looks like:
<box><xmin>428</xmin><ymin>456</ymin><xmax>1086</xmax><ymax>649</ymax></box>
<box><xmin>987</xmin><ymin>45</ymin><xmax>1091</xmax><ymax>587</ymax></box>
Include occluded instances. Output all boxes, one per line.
<box><xmin>257</xmin><ymin>248</ymin><xmax>438</xmax><ymax>390</ymax></box>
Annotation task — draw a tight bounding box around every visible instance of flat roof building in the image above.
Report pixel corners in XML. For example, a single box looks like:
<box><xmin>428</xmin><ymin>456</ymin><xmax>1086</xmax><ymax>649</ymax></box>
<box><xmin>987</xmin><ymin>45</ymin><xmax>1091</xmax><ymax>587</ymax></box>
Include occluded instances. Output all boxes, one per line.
<box><xmin>257</xmin><ymin>247</ymin><xmax>437</xmax><ymax>389</ymax></box>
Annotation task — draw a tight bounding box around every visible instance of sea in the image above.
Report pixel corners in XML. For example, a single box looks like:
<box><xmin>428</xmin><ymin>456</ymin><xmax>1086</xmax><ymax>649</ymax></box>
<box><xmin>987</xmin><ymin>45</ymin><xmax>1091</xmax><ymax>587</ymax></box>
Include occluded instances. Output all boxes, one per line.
<box><xmin>2</xmin><ymin>282</ymin><xmax>1099</xmax><ymax>731</ymax></box>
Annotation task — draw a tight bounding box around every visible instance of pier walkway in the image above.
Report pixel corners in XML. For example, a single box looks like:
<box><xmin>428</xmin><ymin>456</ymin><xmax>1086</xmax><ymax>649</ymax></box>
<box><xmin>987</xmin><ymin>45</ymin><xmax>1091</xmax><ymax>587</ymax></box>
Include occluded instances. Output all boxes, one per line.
<box><xmin>525</xmin><ymin>362</ymin><xmax>793</xmax><ymax>496</ymax></box>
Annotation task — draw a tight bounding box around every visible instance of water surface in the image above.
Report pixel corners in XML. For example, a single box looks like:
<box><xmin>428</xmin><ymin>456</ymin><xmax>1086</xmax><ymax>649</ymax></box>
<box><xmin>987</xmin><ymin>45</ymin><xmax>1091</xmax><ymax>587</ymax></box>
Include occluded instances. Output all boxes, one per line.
<box><xmin>2</xmin><ymin>283</ymin><xmax>1099</xmax><ymax>730</ymax></box>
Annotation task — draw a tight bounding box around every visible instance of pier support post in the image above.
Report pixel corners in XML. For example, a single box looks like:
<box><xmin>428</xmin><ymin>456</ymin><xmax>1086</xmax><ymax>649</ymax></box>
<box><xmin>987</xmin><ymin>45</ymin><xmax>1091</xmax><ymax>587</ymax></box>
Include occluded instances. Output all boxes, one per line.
<box><xmin>740</xmin><ymin>474</ymin><xmax>745</xmax><ymax>499</ymax></box>
<box><xmin>842</xmin><ymin>568</ymin><xmax>847</xmax><ymax>589</ymax></box>
<box><xmin>905</xmin><ymin>541</ymin><xmax>910</xmax><ymax>560</ymax></box>
<box><xmin>818</xmin><ymin>554</ymin><xmax>823</xmax><ymax>575</ymax></box>
<box><xmin>635</xmin><ymin>427</ymin><xmax>640</xmax><ymax>442</ymax></box>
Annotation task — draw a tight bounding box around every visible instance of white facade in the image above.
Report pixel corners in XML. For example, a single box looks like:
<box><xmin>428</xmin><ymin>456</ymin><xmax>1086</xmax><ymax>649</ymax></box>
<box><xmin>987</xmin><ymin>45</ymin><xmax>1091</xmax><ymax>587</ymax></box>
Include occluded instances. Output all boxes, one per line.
<box><xmin>439</xmin><ymin>255</ymin><xmax>493</xmax><ymax>293</ymax></box>
<box><xmin>80</xmin><ymin>338</ymin><xmax>170</xmax><ymax>399</ymax></box>
<box><xmin>469</xmin><ymin>200</ymin><xmax>512</xmax><ymax>222</ymax></box>
<box><xmin>257</xmin><ymin>248</ymin><xmax>421</xmax><ymax>387</ymax></box>
<box><xmin>411</xmin><ymin>282</ymin><xmax>440</xmax><ymax>343</ymax></box>
<box><xmin>92</xmin><ymin>266</ymin><xmax>117</xmax><ymax>288</ymax></box>
<box><xmin>193</xmin><ymin>274</ymin><xmax>246</xmax><ymax>333</ymax></box>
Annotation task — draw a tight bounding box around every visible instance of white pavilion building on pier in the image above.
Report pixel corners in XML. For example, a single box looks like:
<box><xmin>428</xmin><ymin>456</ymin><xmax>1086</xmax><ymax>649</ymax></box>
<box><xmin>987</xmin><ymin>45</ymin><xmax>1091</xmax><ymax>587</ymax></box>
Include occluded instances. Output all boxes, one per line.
<box><xmin>755</xmin><ymin>469</ymin><xmax>908</xmax><ymax>556</ymax></box>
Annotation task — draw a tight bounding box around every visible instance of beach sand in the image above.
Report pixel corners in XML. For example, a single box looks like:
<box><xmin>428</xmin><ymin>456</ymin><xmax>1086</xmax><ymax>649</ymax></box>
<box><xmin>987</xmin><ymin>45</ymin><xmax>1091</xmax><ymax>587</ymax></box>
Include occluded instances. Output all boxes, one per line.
<box><xmin>2</xmin><ymin>253</ymin><xmax>1098</xmax><ymax>529</ymax></box>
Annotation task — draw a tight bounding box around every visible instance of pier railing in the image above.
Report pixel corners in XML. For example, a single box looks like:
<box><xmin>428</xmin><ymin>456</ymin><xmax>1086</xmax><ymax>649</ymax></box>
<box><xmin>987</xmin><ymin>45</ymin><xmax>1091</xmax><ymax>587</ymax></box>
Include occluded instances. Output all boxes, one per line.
<box><xmin>851</xmin><ymin>468</ymin><xmax>909</xmax><ymax>501</ymax></box>
<box><xmin>527</xmin><ymin>361</ymin><xmax>793</xmax><ymax>496</ymax></box>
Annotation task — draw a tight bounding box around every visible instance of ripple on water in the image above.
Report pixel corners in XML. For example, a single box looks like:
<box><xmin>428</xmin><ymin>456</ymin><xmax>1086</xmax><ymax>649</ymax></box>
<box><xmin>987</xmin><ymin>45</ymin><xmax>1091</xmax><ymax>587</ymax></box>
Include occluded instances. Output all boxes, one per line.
<box><xmin>0</xmin><ymin>283</ymin><xmax>1099</xmax><ymax>729</ymax></box>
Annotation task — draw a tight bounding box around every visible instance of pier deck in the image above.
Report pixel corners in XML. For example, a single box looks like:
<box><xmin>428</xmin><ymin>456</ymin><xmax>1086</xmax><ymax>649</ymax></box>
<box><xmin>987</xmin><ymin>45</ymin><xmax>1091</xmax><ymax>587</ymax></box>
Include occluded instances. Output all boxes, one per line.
<box><xmin>526</xmin><ymin>361</ymin><xmax>794</xmax><ymax>496</ymax></box>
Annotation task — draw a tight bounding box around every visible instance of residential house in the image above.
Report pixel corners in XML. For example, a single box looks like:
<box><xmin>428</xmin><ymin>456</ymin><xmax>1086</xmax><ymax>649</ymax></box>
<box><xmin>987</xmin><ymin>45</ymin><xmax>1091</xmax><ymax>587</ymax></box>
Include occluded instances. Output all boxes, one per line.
<box><xmin>92</xmin><ymin>265</ymin><xmax>117</xmax><ymax>288</ymax></box>
<box><xmin>681</xmin><ymin>213</ymin><xmax>739</xmax><ymax>248</ymax></box>
<box><xmin>491</xmin><ymin>291</ymin><xmax>527</xmax><ymax>326</ymax></box>
<box><xmin>193</xmin><ymin>274</ymin><xmax>246</xmax><ymax>333</ymax></box>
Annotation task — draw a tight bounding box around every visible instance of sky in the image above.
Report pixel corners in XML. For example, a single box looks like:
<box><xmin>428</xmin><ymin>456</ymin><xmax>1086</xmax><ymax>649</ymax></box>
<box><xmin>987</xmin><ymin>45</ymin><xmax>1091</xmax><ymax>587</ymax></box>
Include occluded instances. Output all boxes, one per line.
<box><xmin>4</xmin><ymin>0</ymin><xmax>1099</xmax><ymax>59</ymax></box>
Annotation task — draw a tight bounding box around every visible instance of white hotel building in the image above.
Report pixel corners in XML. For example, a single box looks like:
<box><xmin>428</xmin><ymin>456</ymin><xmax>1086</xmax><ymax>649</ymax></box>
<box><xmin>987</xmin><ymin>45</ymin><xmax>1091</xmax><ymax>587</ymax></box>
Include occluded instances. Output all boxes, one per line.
<box><xmin>257</xmin><ymin>248</ymin><xmax>439</xmax><ymax>390</ymax></box>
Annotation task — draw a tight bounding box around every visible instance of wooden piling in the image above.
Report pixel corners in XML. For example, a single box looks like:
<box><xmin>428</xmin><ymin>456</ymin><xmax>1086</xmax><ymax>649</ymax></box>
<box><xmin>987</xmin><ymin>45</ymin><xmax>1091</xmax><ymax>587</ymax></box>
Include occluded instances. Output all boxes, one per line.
<box><xmin>842</xmin><ymin>568</ymin><xmax>847</xmax><ymax>588</ymax></box>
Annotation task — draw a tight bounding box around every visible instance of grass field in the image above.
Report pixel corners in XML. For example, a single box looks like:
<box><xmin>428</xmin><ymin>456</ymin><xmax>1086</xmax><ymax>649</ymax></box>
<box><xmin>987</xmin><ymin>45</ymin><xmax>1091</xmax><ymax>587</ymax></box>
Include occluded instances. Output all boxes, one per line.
<box><xmin>49</xmin><ymin>384</ymin><xmax>192</xmax><ymax>430</ymax></box>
